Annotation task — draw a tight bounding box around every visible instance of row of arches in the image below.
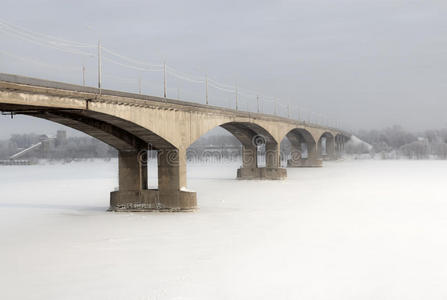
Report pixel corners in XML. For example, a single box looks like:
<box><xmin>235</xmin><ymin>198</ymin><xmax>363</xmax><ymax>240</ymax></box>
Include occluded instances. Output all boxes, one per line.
<box><xmin>5</xmin><ymin>105</ymin><xmax>347</xmax><ymax>212</ymax></box>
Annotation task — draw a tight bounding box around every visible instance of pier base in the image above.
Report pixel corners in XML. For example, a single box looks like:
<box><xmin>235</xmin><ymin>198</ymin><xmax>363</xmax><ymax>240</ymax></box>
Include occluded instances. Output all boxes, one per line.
<box><xmin>109</xmin><ymin>189</ymin><xmax>197</xmax><ymax>212</ymax></box>
<box><xmin>237</xmin><ymin>167</ymin><xmax>287</xmax><ymax>180</ymax></box>
<box><xmin>287</xmin><ymin>158</ymin><xmax>323</xmax><ymax>168</ymax></box>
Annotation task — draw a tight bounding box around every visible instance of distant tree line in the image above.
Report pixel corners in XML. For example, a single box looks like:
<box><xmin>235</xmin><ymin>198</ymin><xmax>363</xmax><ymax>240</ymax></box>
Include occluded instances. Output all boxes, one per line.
<box><xmin>0</xmin><ymin>131</ymin><xmax>242</xmax><ymax>162</ymax></box>
<box><xmin>347</xmin><ymin>125</ymin><xmax>447</xmax><ymax>160</ymax></box>
<box><xmin>0</xmin><ymin>133</ymin><xmax>116</xmax><ymax>161</ymax></box>
<box><xmin>2</xmin><ymin>125</ymin><xmax>446</xmax><ymax>162</ymax></box>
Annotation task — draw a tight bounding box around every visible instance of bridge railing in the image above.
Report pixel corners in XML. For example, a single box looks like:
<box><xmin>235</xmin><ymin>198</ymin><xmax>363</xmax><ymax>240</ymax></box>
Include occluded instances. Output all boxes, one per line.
<box><xmin>0</xmin><ymin>18</ymin><xmax>348</xmax><ymax>132</ymax></box>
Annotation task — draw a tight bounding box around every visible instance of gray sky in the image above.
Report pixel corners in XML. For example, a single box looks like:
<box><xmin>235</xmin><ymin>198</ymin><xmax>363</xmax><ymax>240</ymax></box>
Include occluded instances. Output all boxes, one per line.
<box><xmin>1</xmin><ymin>0</ymin><xmax>446</xmax><ymax>138</ymax></box>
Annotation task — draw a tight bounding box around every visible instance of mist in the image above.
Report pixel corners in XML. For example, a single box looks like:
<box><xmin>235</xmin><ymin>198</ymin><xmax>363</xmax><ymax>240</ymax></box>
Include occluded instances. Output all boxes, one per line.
<box><xmin>1</xmin><ymin>0</ymin><xmax>447</xmax><ymax>133</ymax></box>
<box><xmin>1</xmin><ymin>2</ymin><xmax>447</xmax><ymax>299</ymax></box>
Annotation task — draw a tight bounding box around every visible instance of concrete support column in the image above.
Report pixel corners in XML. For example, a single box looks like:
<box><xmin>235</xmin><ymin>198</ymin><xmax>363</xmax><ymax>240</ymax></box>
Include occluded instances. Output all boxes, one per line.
<box><xmin>307</xmin><ymin>142</ymin><xmax>321</xmax><ymax>165</ymax></box>
<box><xmin>110</xmin><ymin>150</ymin><xmax>158</xmax><ymax>211</ymax></box>
<box><xmin>237</xmin><ymin>142</ymin><xmax>286</xmax><ymax>180</ymax></box>
<box><xmin>265</xmin><ymin>142</ymin><xmax>280</xmax><ymax>168</ymax></box>
<box><xmin>118</xmin><ymin>150</ymin><xmax>147</xmax><ymax>191</ymax></box>
<box><xmin>110</xmin><ymin>149</ymin><xmax>196</xmax><ymax>212</ymax></box>
<box><xmin>335</xmin><ymin>136</ymin><xmax>343</xmax><ymax>159</ymax></box>
<box><xmin>242</xmin><ymin>144</ymin><xmax>257</xmax><ymax>168</ymax></box>
<box><xmin>157</xmin><ymin>148</ymin><xmax>196</xmax><ymax>211</ymax></box>
<box><xmin>335</xmin><ymin>136</ymin><xmax>339</xmax><ymax>152</ymax></box>
<box><xmin>288</xmin><ymin>141</ymin><xmax>322</xmax><ymax>167</ymax></box>
<box><xmin>326</xmin><ymin>137</ymin><xmax>336</xmax><ymax>160</ymax></box>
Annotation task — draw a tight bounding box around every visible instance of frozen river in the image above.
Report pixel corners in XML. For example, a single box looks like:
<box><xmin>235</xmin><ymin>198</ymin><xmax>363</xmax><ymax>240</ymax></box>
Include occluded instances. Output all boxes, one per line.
<box><xmin>1</xmin><ymin>159</ymin><xmax>446</xmax><ymax>299</ymax></box>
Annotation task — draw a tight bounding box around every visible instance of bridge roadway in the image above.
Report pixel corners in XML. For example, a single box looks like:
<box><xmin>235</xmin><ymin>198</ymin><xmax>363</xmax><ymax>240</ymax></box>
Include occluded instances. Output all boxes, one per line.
<box><xmin>0</xmin><ymin>73</ymin><xmax>350</xmax><ymax>211</ymax></box>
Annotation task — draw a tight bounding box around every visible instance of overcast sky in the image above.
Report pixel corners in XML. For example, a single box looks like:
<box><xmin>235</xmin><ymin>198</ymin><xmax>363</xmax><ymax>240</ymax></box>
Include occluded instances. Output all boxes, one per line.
<box><xmin>1</xmin><ymin>0</ymin><xmax>446</xmax><ymax>138</ymax></box>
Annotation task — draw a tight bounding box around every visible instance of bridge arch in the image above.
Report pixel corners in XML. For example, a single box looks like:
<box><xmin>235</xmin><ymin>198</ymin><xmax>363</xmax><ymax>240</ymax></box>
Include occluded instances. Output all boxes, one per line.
<box><xmin>28</xmin><ymin>111</ymin><xmax>148</xmax><ymax>152</ymax></box>
<box><xmin>191</xmin><ymin>121</ymin><xmax>278</xmax><ymax>159</ymax></box>
<box><xmin>280</xmin><ymin>127</ymin><xmax>321</xmax><ymax>167</ymax></box>
<box><xmin>1</xmin><ymin>107</ymin><xmax>195</xmax><ymax>212</ymax></box>
<box><xmin>1</xmin><ymin>103</ymin><xmax>177</xmax><ymax>151</ymax></box>
<box><xmin>187</xmin><ymin>120</ymin><xmax>285</xmax><ymax>179</ymax></box>
<box><xmin>187</xmin><ymin>118</ymin><xmax>279</xmax><ymax>148</ymax></box>
<box><xmin>317</xmin><ymin>131</ymin><xmax>335</xmax><ymax>159</ymax></box>
<box><xmin>220</xmin><ymin>122</ymin><xmax>281</xmax><ymax>172</ymax></box>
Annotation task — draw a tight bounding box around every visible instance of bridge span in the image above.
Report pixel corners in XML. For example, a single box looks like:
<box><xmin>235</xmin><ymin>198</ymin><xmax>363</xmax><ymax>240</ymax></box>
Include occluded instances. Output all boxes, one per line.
<box><xmin>0</xmin><ymin>73</ymin><xmax>350</xmax><ymax>211</ymax></box>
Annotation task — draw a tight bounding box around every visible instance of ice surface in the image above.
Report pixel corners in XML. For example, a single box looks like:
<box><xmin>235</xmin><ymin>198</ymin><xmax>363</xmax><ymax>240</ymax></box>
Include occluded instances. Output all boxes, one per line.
<box><xmin>1</xmin><ymin>159</ymin><xmax>447</xmax><ymax>299</ymax></box>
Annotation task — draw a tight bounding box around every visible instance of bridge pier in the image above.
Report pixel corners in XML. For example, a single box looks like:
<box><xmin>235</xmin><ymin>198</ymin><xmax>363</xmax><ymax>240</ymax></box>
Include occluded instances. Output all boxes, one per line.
<box><xmin>287</xmin><ymin>149</ymin><xmax>322</xmax><ymax>167</ymax></box>
<box><xmin>335</xmin><ymin>135</ymin><xmax>344</xmax><ymax>159</ymax></box>
<box><xmin>157</xmin><ymin>148</ymin><xmax>196</xmax><ymax>211</ymax></box>
<box><xmin>237</xmin><ymin>143</ymin><xmax>286</xmax><ymax>180</ymax></box>
<box><xmin>286</xmin><ymin>131</ymin><xmax>322</xmax><ymax>168</ymax></box>
<box><xmin>109</xmin><ymin>150</ymin><xmax>152</xmax><ymax>211</ymax></box>
<box><xmin>319</xmin><ymin>134</ymin><xmax>337</xmax><ymax>161</ymax></box>
<box><xmin>109</xmin><ymin>149</ymin><xmax>197</xmax><ymax>212</ymax></box>
<box><xmin>326</xmin><ymin>137</ymin><xmax>337</xmax><ymax>160</ymax></box>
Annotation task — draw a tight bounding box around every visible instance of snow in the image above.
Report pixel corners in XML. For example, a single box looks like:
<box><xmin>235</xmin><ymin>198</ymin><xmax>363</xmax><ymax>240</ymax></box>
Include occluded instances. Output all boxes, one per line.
<box><xmin>1</xmin><ymin>159</ymin><xmax>447</xmax><ymax>299</ymax></box>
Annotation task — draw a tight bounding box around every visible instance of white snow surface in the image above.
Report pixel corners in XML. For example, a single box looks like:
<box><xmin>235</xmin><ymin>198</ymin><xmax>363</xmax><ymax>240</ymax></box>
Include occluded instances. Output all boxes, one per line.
<box><xmin>1</xmin><ymin>159</ymin><xmax>447</xmax><ymax>299</ymax></box>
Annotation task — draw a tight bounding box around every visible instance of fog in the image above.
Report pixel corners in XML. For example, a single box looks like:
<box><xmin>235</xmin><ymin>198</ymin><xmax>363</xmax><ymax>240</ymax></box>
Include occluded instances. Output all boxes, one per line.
<box><xmin>1</xmin><ymin>0</ymin><xmax>447</xmax><ymax>138</ymax></box>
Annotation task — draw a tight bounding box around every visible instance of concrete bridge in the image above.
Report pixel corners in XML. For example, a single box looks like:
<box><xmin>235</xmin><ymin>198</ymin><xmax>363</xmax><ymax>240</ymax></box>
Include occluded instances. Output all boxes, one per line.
<box><xmin>0</xmin><ymin>73</ymin><xmax>350</xmax><ymax>211</ymax></box>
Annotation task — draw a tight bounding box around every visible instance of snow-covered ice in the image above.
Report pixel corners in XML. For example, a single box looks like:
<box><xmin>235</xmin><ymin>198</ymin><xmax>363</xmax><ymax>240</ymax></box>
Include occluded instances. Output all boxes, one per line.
<box><xmin>1</xmin><ymin>159</ymin><xmax>447</xmax><ymax>299</ymax></box>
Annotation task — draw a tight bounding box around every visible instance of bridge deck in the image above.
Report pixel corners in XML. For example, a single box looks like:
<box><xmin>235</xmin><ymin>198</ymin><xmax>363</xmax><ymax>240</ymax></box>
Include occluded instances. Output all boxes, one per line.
<box><xmin>0</xmin><ymin>73</ymin><xmax>342</xmax><ymax>133</ymax></box>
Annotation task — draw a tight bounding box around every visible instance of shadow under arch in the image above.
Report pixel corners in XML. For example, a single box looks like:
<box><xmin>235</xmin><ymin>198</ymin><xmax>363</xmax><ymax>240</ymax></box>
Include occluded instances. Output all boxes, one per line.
<box><xmin>318</xmin><ymin>131</ymin><xmax>335</xmax><ymax>159</ymax></box>
<box><xmin>334</xmin><ymin>133</ymin><xmax>347</xmax><ymax>154</ymax></box>
<box><xmin>29</xmin><ymin>111</ymin><xmax>148</xmax><ymax>152</ymax></box>
<box><xmin>187</xmin><ymin>121</ymin><xmax>286</xmax><ymax>180</ymax></box>
<box><xmin>1</xmin><ymin>105</ymin><xmax>196</xmax><ymax>211</ymax></box>
<box><xmin>1</xmin><ymin>103</ymin><xmax>177</xmax><ymax>151</ymax></box>
<box><xmin>281</xmin><ymin>127</ymin><xmax>322</xmax><ymax>167</ymax></box>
